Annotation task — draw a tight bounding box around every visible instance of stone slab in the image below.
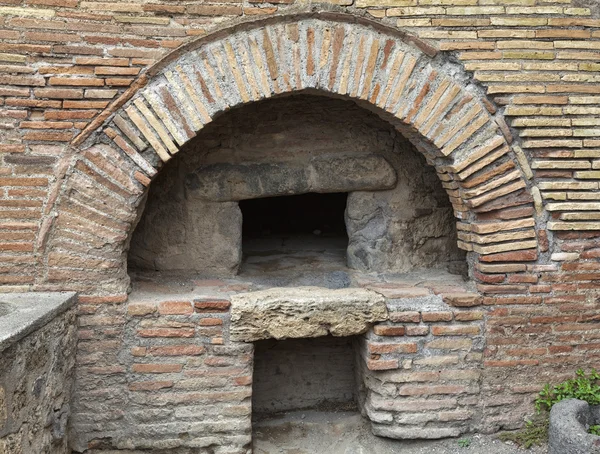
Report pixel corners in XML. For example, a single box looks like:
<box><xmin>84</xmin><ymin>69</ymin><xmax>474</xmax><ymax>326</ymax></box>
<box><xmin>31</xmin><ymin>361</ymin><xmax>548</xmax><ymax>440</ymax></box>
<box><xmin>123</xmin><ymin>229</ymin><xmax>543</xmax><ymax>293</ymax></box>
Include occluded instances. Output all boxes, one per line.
<box><xmin>0</xmin><ymin>292</ymin><xmax>77</xmax><ymax>354</ymax></box>
<box><xmin>186</xmin><ymin>155</ymin><xmax>397</xmax><ymax>202</ymax></box>
<box><xmin>230</xmin><ymin>287</ymin><xmax>388</xmax><ymax>342</ymax></box>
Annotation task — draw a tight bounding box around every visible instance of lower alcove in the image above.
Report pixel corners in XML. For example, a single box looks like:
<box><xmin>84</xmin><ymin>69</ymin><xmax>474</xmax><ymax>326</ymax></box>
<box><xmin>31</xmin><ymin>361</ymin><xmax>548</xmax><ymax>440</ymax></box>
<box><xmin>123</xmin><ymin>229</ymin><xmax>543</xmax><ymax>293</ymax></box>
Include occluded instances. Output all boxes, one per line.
<box><xmin>252</xmin><ymin>336</ymin><xmax>359</xmax><ymax>416</ymax></box>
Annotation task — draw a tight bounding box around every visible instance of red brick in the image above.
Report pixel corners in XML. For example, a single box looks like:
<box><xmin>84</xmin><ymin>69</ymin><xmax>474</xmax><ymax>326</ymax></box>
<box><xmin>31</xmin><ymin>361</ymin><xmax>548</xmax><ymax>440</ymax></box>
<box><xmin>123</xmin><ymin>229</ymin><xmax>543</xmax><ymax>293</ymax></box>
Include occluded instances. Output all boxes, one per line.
<box><xmin>20</xmin><ymin>121</ymin><xmax>74</xmax><ymax>129</ymax></box>
<box><xmin>454</xmin><ymin>311</ymin><xmax>484</xmax><ymax>322</ymax></box>
<box><xmin>475</xmin><ymin>270</ymin><xmax>506</xmax><ymax>284</ymax></box>
<box><xmin>369</xmin><ymin>342</ymin><xmax>418</xmax><ymax>354</ymax></box>
<box><xmin>432</xmin><ymin>325</ymin><xmax>481</xmax><ymax>336</ymax></box>
<box><xmin>49</xmin><ymin>77</ymin><xmax>104</xmax><ymax>86</ymax></box>
<box><xmin>158</xmin><ymin>300</ymin><xmax>193</xmax><ymax>315</ymax></box>
<box><xmin>442</xmin><ymin>293</ymin><xmax>482</xmax><ymax>307</ymax></box>
<box><xmin>127</xmin><ymin>302</ymin><xmax>156</xmax><ymax>316</ymax></box>
<box><xmin>194</xmin><ymin>299</ymin><xmax>231</xmax><ymax>312</ymax></box>
<box><xmin>367</xmin><ymin>359</ymin><xmax>399</xmax><ymax>371</ymax></box>
<box><xmin>128</xmin><ymin>381</ymin><xmax>173</xmax><ymax>391</ymax></box>
<box><xmin>406</xmin><ymin>326</ymin><xmax>429</xmax><ymax>336</ymax></box>
<box><xmin>132</xmin><ymin>363</ymin><xmax>183</xmax><ymax>374</ymax></box>
<box><xmin>373</xmin><ymin>325</ymin><xmax>406</xmax><ymax>336</ymax></box>
<box><xmin>78</xmin><ymin>294</ymin><xmax>128</xmax><ymax>304</ymax></box>
<box><xmin>199</xmin><ymin>317</ymin><xmax>223</xmax><ymax>326</ymax></box>
<box><xmin>422</xmin><ymin>311</ymin><xmax>453</xmax><ymax>322</ymax></box>
<box><xmin>479</xmin><ymin>249</ymin><xmax>538</xmax><ymax>262</ymax></box>
<box><xmin>34</xmin><ymin>88</ymin><xmax>83</xmax><ymax>99</ymax></box>
<box><xmin>234</xmin><ymin>376</ymin><xmax>252</xmax><ymax>386</ymax></box>
<box><xmin>0</xmin><ymin>145</ymin><xmax>25</xmax><ymax>153</ymax></box>
<box><xmin>23</xmin><ymin>131</ymin><xmax>73</xmax><ymax>141</ymax></box>
<box><xmin>63</xmin><ymin>100</ymin><xmax>109</xmax><ymax>109</ymax></box>
<box><xmin>148</xmin><ymin>345</ymin><xmax>205</xmax><ymax>356</ymax></box>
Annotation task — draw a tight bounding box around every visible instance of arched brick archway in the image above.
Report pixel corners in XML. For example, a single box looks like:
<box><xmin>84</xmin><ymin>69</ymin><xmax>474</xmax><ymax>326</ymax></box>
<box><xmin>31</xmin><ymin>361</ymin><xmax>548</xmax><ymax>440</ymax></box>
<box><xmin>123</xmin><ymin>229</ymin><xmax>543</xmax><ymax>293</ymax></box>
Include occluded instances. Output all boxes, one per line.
<box><xmin>43</xmin><ymin>12</ymin><xmax>538</xmax><ymax>294</ymax></box>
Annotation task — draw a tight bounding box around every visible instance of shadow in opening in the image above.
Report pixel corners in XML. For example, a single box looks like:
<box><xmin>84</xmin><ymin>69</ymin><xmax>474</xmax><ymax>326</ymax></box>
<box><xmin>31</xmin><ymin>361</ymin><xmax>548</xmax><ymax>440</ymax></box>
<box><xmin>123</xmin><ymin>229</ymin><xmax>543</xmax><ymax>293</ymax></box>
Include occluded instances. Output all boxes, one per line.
<box><xmin>239</xmin><ymin>192</ymin><xmax>349</xmax><ymax>257</ymax></box>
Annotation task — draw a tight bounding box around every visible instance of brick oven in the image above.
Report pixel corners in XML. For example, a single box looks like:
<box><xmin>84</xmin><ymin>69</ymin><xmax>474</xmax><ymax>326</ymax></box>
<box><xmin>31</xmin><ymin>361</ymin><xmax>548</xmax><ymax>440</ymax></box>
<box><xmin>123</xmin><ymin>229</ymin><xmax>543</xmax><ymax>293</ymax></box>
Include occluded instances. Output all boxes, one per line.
<box><xmin>2</xmin><ymin>3</ymin><xmax>600</xmax><ymax>454</ymax></box>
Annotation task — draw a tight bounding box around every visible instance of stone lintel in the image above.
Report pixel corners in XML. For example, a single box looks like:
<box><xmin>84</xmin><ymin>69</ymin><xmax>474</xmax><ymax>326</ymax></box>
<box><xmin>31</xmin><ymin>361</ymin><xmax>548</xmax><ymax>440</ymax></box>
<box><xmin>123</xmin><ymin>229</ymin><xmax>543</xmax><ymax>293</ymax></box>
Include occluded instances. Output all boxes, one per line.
<box><xmin>230</xmin><ymin>287</ymin><xmax>388</xmax><ymax>342</ymax></box>
<box><xmin>186</xmin><ymin>154</ymin><xmax>397</xmax><ymax>202</ymax></box>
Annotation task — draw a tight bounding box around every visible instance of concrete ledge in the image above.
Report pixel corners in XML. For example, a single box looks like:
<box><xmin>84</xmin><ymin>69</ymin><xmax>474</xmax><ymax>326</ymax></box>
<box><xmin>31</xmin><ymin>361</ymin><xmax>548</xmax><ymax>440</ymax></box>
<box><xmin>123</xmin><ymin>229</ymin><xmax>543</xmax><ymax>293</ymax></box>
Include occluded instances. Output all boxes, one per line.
<box><xmin>0</xmin><ymin>292</ymin><xmax>77</xmax><ymax>354</ymax></box>
<box><xmin>549</xmin><ymin>399</ymin><xmax>600</xmax><ymax>454</ymax></box>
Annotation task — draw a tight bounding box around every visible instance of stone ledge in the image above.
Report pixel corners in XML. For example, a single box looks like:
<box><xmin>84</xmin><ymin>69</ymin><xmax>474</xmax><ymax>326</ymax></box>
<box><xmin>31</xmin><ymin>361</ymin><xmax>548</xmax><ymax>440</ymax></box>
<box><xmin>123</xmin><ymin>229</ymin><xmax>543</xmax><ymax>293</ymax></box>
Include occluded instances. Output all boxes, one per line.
<box><xmin>0</xmin><ymin>292</ymin><xmax>77</xmax><ymax>354</ymax></box>
<box><xmin>230</xmin><ymin>287</ymin><xmax>388</xmax><ymax>342</ymax></box>
<box><xmin>186</xmin><ymin>155</ymin><xmax>397</xmax><ymax>202</ymax></box>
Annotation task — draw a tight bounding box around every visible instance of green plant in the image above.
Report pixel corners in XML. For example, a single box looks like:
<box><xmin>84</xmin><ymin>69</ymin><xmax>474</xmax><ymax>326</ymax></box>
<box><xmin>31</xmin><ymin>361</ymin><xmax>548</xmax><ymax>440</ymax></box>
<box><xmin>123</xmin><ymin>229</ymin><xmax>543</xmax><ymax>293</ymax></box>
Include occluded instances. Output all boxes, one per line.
<box><xmin>498</xmin><ymin>416</ymin><xmax>549</xmax><ymax>449</ymax></box>
<box><xmin>535</xmin><ymin>368</ymin><xmax>600</xmax><ymax>413</ymax></box>
<box><xmin>458</xmin><ymin>437</ymin><xmax>471</xmax><ymax>448</ymax></box>
<box><xmin>498</xmin><ymin>369</ymin><xmax>600</xmax><ymax>449</ymax></box>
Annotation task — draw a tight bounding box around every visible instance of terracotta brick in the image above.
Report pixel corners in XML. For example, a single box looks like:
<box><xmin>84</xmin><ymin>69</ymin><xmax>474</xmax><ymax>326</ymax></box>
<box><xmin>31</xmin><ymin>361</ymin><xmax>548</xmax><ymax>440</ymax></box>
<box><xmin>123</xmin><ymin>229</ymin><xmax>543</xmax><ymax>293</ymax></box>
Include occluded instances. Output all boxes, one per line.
<box><xmin>367</xmin><ymin>359</ymin><xmax>399</xmax><ymax>370</ymax></box>
<box><xmin>373</xmin><ymin>325</ymin><xmax>406</xmax><ymax>336</ymax></box>
<box><xmin>132</xmin><ymin>363</ymin><xmax>183</xmax><ymax>374</ymax></box>
<box><xmin>194</xmin><ymin>299</ymin><xmax>231</xmax><ymax>312</ymax></box>
<box><xmin>369</xmin><ymin>342</ymin><xmax>418</xmax><ymax>354</ymax></box>
<box><xmin>158</xmin><ymin>300</ymin><xmax>193</xmax><ymax>315</ymax></box>
<box><xmin>148</xmin><ymin>345</ymin><xmax>205</xmax><ymax>356</ymax></box>
<box><xmin>49</xmin><ymin>77</ymin><xmax>104</xmax><ymax>86</ymax></box>
<box><xmin>128</xmin><ymin>380</ymin><xmax>173</xmax><ymax>391</ymax></box>
<box><xmin>198</xmin><ymin>317</ymin><xmax>223</xmax><ymax>326</ymax></box>
<box><xmin>137</xmin><ymin>328</ymin><xmax>194</xmax><ymax>338</ymax></box>
<box><xmin>34</xmin><ymin>88</ymin><xmax>83</xmax><ymax>99</ymax></box>
<box><xmin>405</xmin><ymin>326</ymin><xmax>429</xmax><ymax>336</ymax></box>
<box><xmin>422</xmin><ymin>312</ymin><xmax>453</xmax><ymax>322</ymax></box>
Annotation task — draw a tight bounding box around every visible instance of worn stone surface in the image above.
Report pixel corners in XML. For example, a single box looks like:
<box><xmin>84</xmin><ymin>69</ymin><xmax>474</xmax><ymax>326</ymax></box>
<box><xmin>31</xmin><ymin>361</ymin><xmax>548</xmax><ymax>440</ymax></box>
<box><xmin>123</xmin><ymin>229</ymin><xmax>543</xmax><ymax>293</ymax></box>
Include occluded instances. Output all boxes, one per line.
<box><xmin>230</xmin><ymin>287</ymin><xmax>388</xmax><ymax>342</ymax></box>
<box><xmin>129</xmin><ymin>195</ymin><xmax>242</xmax><ymax>274</ymax></box>
<box><xmin>549</xmin><ymin>399</ymin><xmax>600</xmax><ymax>454</ymax></box>
<box><xmin>0</xmin><ymin>292</ymin><xmax>76</xmax><ymax>352</ymax></box>
<box><xmin>346</xmin><ymin>176</ymin><xmax>463</xmax><ymax>273</ymax></box>
<box><xmin>0</xmin><ymin>297</ymin><xmax>76</xmax><ymax>454</ymax></box>
<box><xmin>186</xmin><ymin>155</ymin><xmax>397</xmax><ymax>202</ymax></box>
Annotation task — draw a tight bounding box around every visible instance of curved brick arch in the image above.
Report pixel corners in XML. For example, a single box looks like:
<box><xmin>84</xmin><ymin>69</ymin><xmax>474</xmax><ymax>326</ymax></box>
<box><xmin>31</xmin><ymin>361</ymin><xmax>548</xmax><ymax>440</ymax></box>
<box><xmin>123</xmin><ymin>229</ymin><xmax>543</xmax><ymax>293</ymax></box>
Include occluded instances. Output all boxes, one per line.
<box><xmin>45</xmin><ymin>12</ymin><xmax>539</xmax><ymax>293</ymax></box>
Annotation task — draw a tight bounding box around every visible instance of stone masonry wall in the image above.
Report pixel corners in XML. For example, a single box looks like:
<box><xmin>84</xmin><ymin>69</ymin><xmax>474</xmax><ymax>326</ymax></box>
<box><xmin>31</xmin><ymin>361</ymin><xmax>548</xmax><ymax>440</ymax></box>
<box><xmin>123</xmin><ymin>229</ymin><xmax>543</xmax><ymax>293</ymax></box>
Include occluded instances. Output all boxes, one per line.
<box><xmin>0</xmin><ymin>306</ymin><xmax>76</xmax><ymax>454</ymax></box>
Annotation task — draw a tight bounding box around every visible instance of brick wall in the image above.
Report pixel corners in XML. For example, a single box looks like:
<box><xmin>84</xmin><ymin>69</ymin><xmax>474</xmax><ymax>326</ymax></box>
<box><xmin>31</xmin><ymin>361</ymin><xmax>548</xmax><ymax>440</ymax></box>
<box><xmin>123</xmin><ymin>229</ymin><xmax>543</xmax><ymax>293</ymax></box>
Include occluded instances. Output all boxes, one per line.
<box><xmin>72</xmin><ymin>296</ymin><xmax>253</xmax><ymax>452</ymax></box>
<box><xmin>2</xmin><ymin>1</ymin><xmax>600</xmax><ymax>451</ymax></box>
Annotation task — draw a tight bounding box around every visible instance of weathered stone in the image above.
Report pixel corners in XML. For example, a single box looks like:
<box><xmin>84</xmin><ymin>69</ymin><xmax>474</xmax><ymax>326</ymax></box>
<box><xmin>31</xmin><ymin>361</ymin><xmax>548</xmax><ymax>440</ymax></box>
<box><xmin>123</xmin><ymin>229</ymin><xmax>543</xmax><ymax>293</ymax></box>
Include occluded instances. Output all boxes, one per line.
<box><xmin>549</xmin><ymin>399</ymin><xmax>600</xmax><ymax>454</ymax></box>
<box><xmin>0</xmin><ymin>293</ymin><xmax>76</xmax><ymax>453</ymax></box>
<box><xmin>372</xmin><ymin>423</ymin><xmax>462</xmax><ymax>439</ymax></box>
<box><xmin>186</xmin><ymin>154</ymin><xmax>397</xmax><ymax>202</ymax></box>
<box><xmin>129</xmin><ymin>193</ymin><xmax>242</xmax><ymax>275</ymax></box>
<box><xmin>345</xmin><ymin>149</ymin><xmax>463</xmax><ymax>273</ymax></box>
<box><xmin>230</xmin><ymin>287</ymin><xmax>388</xmax><ymax>342</ymax></box>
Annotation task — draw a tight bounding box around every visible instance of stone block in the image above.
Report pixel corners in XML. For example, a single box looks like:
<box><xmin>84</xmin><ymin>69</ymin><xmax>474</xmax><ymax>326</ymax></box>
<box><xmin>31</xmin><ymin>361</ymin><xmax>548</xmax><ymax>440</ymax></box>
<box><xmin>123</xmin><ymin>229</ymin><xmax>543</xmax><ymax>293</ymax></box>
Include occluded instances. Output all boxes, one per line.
<box><xmin>372</xmin><ymin>423</ymin><xmax>462</xmax><ymax>439</ymax></box>
<box><xmin>230</xmin><ymin>287</ymin><xmax>388</xmax><ymax>342</ymax></box>
<box><xmin>185</xmin><ymin>154</ymin><xmax>397</xmax><ymax>202</ymax></box>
